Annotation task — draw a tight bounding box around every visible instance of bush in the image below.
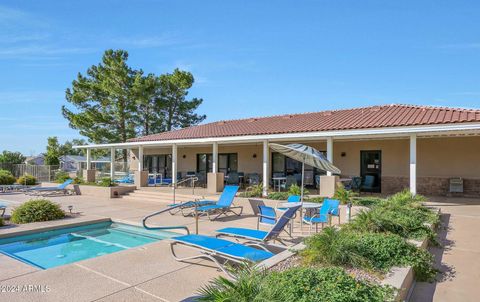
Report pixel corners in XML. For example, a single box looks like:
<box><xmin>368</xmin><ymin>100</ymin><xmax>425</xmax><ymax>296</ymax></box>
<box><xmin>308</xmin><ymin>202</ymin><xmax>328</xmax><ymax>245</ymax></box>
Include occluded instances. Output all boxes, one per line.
<box><xmin>0</xmin><ymin>217</ymin><xmax>4</xmax><ymax>226</ymax></box>
<box><xmin>267</xmin><ymin>192</ymin><xmax>289</xmax><ymax>200</ymax></box>
<box><xmin>306</xmin><ymin>196</ymin><xmax>324</xmax><ymax>203</ymax></box>
<box><xmin>352</xmin><ymin>196</ymin><xmax>384</xmax><ymax>207</ymax></box>
<box><xmin>346</xmin><ymin>191</ymin><xmax>439</xmax><ymax>241</ymax></box>
<box><xmin>11</xmin><ymin>199</ymin><xmax>65</xmax><ymax>224</ymax></box>
<box><xmin>287</xmin><ymin>184</ymin><xmax>309</xmax><ymax>196</ymax></box>
<box><xmin>17</xmin><ymin>174</ymin><xmax>37</xmax><ymax>185</ymax></box>
<box><xmin>198</xmin><ymin>266</ymin><xmax>394</xmax><ymax>302</ymax></box>
<box><xmin>98</xmin><ymin>177</ymin><xmax>114</xmax><ymax>187</ymax></box>
<box><xmin>55</xmin><ymin>171</ymin><xmax>70</xmax><ymax>183</ymax></box>
<box><xmin>334</xmin><ymin>186</ymin><xmax>357</xmax><ymax>204</ymax></box>
<box><xmin>240</xmin><ymin>184</ymin><xmax>263</xmax><ymax>198</ymax></box>
<box><xmin>301</xmin><ymin>227</ymin><xmax>437</xmax><ymax>281</ymax></box>
<box><xmin>0</xmin><ymin>169</ymin><xmax>16</xmax><ymax>185</ymax></box>
<box><xmin>72</xmin><ymin>177</ymin><xmax>84</xmax><ymax>184</ymax></box>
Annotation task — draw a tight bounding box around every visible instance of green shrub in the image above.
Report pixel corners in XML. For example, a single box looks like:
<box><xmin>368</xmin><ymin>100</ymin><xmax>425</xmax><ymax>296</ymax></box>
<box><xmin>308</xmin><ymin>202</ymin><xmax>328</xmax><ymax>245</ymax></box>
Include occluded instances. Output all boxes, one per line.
<box><xmin>287</xmin><ymin>184</ymin><xmax>308</xmax><ymax>196</ymax></box>
<box><xmin>17</xmin><ymin>174</ymin><xmax>37</xmax><ymax>185</ymax></box>
<box><xmin>352</xmin><ymin>196</ymin><xmax>384</xmax><ymax>207</ymax></box>
<box><xmin>55</xmin><ymin>171</ymin><xmax>70</xmax><ymax>183</ymax></box>
<box><xmin>72</xmin><ymin>177</ymin><xmax>84</xmax><ymax>184</ymax></box>
<box><xmin>334</xmin><ymin>186</ymin><xmax>358</xmax><ymax>204</ymax></box>
<box><xmin>240</xmin><ymin>184</ymin><xmax>263</xmax><ymax>198</ymax></box>
<box><xmin>0</xmin><ymin>169</ymin><xmax>16</xmax><ymax>185</ymax></box>
<box><xmin>267</xmin><ymin>192</ymin><xmax>289</xmax><ymax>200</ymax></box>
<box><xmin>198</xmin><ymin>266</ymin><xmax>394</xmax><ymax>302</ymax></box>
<box><xmin>0</xmin><ymin>217</ymin><xmax>4</xmax><ymax>226</ymax></box>
<box><xmin>301</xmin><ymin>227</ymin><xmax>437</xmax><ymax>281</ymax></box>
<box><xmin>306</xmin><ymin>196</ymin><xmax>325</xmax><ymax>203</ymax></box>
<box><xmin>98</xmin><ymin>177</ymin><xmax>113</xmax><ymax>187</ymax></box>
<box><xmin>346</xmin><ymin>191</ymin><xmax>439</xmax><ymax>242</ymax></box>
<box><xmin>11</xmin><ymin>199</ymin><xmax>65</xmax><ymax>224</ymax></box>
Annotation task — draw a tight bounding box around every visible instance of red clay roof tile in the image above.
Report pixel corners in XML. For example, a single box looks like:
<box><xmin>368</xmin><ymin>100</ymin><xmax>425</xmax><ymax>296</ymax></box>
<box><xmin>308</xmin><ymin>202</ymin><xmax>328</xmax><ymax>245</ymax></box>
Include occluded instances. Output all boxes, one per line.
<box><xmin>128</xmin><ymin>104</ymin><xmax>480</xmax><ymax>142</ymax></box>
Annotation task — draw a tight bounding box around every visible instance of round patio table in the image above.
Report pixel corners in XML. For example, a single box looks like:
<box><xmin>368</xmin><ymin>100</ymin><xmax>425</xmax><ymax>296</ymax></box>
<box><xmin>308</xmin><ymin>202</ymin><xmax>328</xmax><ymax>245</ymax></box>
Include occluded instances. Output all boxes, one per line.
<box><xmin>277</xmin><ymin>202</ymin><xmax>322</xmax><ymax>233</ymax></box>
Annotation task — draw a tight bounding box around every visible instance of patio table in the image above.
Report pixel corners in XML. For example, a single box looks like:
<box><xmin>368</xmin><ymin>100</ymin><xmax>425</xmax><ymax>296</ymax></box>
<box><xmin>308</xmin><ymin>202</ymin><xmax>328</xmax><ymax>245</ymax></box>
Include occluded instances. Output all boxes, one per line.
<box><xmin>277</xmin><ymin>201</ymin><xmax>322</xmax><ymax>233</ymax></box>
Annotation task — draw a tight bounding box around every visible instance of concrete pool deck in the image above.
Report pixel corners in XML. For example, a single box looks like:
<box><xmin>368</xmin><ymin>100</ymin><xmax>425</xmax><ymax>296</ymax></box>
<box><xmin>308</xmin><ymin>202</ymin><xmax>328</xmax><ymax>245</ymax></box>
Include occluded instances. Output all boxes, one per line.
<box><xmin>0</xmin><ymin>192</ymin><xmax>336</xmax><ymax>302</ymax></box>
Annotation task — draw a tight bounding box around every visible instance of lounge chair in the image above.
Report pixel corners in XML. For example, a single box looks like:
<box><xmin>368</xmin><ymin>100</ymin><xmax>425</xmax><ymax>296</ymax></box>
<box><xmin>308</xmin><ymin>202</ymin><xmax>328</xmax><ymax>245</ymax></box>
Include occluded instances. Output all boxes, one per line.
<box><xmin>216</xmin><ymin>205</ymin><xmax>301</xmax><ymax>247</ymax></box>
<box><xmin>26</xmin><ymin>179</ymin><xmax>73</xmax><ymax>196</ymax></box>
<box><xmin>302</xmin><ymin>201</ymin><xmax>334</xmax><ymax>233</ymax></box>
<box><xmin>113</xmin><ymin>174</ymin><xmax>134</xmax><ymax>184</ymax></box>
<box><xmin>170</xmin><ymin>234</ymin><xmax>274</xmax><ymax>278</ymax></box>
<box><xmin>0</xmin><ymin>202</ymin><xmax>6</xmax><ymax>217</ymax></box>
<box><xmin>323</xmin><ymin>198</ymin><xmax>340</xmax><ymax>224</ymax></box>
<box><xmin>196</xmin><ymin>185</ymin><xmax>242</xmax><ymax>220</ymax></box>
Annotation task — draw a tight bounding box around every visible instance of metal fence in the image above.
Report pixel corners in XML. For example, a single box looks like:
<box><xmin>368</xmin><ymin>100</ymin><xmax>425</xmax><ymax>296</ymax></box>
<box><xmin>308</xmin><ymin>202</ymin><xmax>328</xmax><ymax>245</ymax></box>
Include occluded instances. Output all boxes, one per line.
<box><xmin>0</xmin><ymin>163</ymin><xmax>60</xmax><ymax>182</ymax></box>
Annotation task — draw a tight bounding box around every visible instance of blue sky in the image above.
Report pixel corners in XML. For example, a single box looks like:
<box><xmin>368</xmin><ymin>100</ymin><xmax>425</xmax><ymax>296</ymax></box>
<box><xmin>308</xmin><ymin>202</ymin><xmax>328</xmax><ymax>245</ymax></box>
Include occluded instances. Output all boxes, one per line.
<box><xmin>1</xmin><ymin>1</ymin><xmax>480</xmax><ymax>154</ymax></box>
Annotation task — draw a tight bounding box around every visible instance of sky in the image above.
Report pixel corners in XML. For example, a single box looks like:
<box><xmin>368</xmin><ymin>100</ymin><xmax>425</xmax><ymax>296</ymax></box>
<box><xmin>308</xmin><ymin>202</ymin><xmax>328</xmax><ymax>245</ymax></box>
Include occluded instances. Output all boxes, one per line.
<box><xmin>1</xmin><ymin>0</ymin><xmax>480</xmax><ymax>155</ymax></box>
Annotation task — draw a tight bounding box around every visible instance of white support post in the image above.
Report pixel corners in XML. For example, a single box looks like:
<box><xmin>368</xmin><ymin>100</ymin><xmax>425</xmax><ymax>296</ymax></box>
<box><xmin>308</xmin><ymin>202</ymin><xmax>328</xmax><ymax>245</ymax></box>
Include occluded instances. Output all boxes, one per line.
<box><xmin>410</xmin><ymin>134</ymin><xmax>417</xmax><ymax>195</ymax></box>
<box><xmin>212</xmin><ymin>142</ymin><xmax>218</xmax><ymax>173</ymax></box>
<box><xmin>326</xmin><ymin>137</ymin><xmax>333</xmax><ymax>176</ymax></box>
<box><xmin>172</xmin><ymin>144</ymin><xmax>177</xmax><ymax>186</ymax></box>
<box><xmin>110</xmin><ymin>148</ymin><xmax>115</xmax><ymax>179</ymax></box>
<box><xmin>86</xmin><ymin>148</ymin><xmax>91</xmax><ymax>170</ymax></box>
<box><xmin>262</xmin><ymin>140</ymin><xmax>269</xmax><ymax>197</ymax></box>
<box><xmin>138</xmin><ymin>146</ymin><xmax>144</xmax><ymax>172</ymax></box>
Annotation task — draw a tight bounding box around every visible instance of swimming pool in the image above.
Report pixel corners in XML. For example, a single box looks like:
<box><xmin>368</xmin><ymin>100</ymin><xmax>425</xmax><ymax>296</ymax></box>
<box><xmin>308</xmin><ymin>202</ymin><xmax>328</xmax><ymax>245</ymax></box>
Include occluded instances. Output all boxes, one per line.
<box><xmin>0</xmin><ymin>221</ymin><xmax>175</xmax><ymax>269</ymax></box>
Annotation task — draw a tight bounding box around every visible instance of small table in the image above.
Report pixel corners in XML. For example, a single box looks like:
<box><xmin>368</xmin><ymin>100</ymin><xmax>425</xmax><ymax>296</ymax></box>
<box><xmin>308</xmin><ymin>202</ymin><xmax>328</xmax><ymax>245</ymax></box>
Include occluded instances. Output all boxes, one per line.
<box><xmin>277</xmin><ymin>202</ymin><xmax>322</xmax><ymax>233</ymax></box>
<box><xmin>272</xmin><ymin>177</ymin><xmax>286</xmax><ymax>192</ymax></box>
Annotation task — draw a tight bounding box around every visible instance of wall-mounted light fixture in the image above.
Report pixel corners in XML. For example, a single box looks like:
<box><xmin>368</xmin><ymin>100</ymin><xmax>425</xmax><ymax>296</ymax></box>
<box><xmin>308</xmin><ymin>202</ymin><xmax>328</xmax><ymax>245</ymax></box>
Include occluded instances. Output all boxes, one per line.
<box><xmin>341</xmin><ymin>152</ymin><xmax>346</xmax><ymax>157</ymax></box>
<box><xmin>182</xmin><ymin>154</ymin><xmax>186</xmax><ymax>159</ymax></box>
<box><xmin>252</xmin><ymin>153</ymin><xmax>257</xmax><ymax>158</ymax></box>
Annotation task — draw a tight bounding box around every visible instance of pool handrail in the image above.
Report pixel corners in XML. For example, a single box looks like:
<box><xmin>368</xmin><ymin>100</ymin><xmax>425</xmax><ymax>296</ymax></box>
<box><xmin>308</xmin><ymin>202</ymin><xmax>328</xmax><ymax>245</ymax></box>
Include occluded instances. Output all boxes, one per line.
<box><xmin>142</xmin><ymin>203</ymin><xmax>190</xmax><ymax>235</ymax></box>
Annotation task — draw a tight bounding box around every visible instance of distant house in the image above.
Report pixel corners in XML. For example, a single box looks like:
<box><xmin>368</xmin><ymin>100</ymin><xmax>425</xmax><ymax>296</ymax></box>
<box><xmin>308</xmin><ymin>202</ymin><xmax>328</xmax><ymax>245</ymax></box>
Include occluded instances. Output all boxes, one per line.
<box><xmin>60</xmin><ymin>155</ymin><xmax>110</xmax><ymax>172</ymax></box>
<box><xmin>25</xmin><ymin>154</ymin><xmax>110</xmax><ymax>172</ymax></box>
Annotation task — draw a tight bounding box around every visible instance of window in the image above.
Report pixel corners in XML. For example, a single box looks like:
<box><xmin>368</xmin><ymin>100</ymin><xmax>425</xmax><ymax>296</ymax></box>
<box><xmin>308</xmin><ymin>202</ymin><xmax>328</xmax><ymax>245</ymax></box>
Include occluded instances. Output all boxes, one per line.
<box><xmin>144</xmin><ymin>155</ymin><xmax>172</xmax><ymax>178</ymax></box>
<box><xmin>271</xmin><ymin>151</ymin><xmax>327</xmax><ymax>186</ymax></box>
<box><xmin>197</xmin><ymin>153</ymin><xmax>238</xmax><ymax>175</ymax></box>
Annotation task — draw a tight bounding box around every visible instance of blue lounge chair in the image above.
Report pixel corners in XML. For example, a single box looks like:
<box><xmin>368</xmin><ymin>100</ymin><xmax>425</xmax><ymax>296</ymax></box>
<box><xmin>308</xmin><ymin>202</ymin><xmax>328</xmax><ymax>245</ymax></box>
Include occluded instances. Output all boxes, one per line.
<box><xmin>196</xmin><ymin>185</ymin><xmax>242</xmax><ymax>220</ymax></box>
<box><xmin>216</xmin><ymin>205</ymin><xmax>301</xmax><ymax>247</ymax></box>
<box><xmin>26</xmin><ymin>179</ymin><xmax>73</xmax><ymax>196</ymax></box>
<box><xmin>170</xmin><ymin>234</ymin><xmax>274</xmax><ymax>278</ymax></box>
<box><xmin>114</xmin><ymin>174</ymin><xmax>134</xmax><ymax>184</ymax></box>
<box><xmin>303</xmin><ymin>202</ymin><xmax>334</xmax><ymax>233</ymax></box>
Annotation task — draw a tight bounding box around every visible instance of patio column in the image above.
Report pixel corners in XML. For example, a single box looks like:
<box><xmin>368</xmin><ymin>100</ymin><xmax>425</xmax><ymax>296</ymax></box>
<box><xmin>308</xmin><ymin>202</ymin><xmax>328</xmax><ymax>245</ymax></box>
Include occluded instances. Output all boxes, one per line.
<box><xmin>86</xmin><ymin>148</ymin><xmax>91</xmax><ymax>169</ymax></box>
<box><xmin>212</xmin><ymin>142</ymin><xmax>218</xmax><ymax>173</ymax></box>
<box><xmin>262</xmin><ymin>140</ymin><xmax>269</xmax><ymax>197</ymax></box>
<box><xmin>138</xmin><ymin>146</ymin><xmax>144</xmax><ymax>171</ymax></box>
<box><xmin>110</xmin><ymin>147</ymin><xmax>115</xmax><ymax>179</ymax></box>
<box><xmin>410</xmin><ymin>134</ymin><xmax>417</xmax><ymax>195</ymax></box>
<box><xmin>172</xmin><ymin>144</ymin><xmax>177</xmax><ymax>186</ymax></box>
<box><xmin>326</xmin><ymin>137</ymin><xmax>333</xmax><ymax>176</ymax></box>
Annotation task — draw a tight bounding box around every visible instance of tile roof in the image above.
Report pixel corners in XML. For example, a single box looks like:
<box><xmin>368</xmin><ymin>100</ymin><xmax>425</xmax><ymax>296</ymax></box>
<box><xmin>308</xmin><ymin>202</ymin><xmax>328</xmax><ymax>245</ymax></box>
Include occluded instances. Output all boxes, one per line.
<box><xmin>128</xmin><ymin>104</ymin><xmax>480</xmax><ymax>142</ymax></box>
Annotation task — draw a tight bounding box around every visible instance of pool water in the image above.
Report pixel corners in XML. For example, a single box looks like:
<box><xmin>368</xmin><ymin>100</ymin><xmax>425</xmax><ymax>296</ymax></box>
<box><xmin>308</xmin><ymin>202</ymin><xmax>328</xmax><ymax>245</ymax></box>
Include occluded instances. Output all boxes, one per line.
<box><xmin>0</xmin><ymin>222</ymin><xmax>174</xmax><ymax>269</ymax></box>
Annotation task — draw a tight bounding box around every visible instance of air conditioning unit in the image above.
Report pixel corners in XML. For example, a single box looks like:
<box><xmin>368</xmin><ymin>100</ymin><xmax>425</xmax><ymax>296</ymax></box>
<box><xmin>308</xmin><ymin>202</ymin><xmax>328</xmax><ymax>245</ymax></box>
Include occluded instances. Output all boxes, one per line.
<box><xmin>449</xmin><ymin>178</ymin><xmax>463</xmax><ymax>193</ymax></box>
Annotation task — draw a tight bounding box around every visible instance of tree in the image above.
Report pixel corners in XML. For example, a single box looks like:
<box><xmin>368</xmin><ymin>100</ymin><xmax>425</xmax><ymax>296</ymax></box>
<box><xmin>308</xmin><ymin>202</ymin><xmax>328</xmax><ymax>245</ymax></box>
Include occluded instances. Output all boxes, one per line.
<box><xmin>59</xmin><ymin>138</ymin><xmax>88</xmax><ymax>156</ymax></box>
<box><xmin>0</xmin><ymin>150</ymin><xmax>26</xmax><ymax>164</ymax></box>
<box><xmin>62</xmin><ymin>49</ymin><xmax>137</xmax><ymax>144</ymax></box>
<box><xmin>159</xmin><ymin>69</ymin><xmax>206</xmax><ymax>131</ymax></box>
<box><xmin>45</xmin><ymin>137</ymin><xmax>61</xmax><ymax>165</ymax></box>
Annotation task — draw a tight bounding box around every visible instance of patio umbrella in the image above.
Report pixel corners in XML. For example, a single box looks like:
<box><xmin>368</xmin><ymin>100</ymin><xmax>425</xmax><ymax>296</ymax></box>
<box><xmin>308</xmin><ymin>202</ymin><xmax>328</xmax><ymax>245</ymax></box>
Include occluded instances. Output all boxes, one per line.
<box><xmin>269</xmin><ymin>143</ymin><xmax>341</xmax><ymax>202</ymax></box>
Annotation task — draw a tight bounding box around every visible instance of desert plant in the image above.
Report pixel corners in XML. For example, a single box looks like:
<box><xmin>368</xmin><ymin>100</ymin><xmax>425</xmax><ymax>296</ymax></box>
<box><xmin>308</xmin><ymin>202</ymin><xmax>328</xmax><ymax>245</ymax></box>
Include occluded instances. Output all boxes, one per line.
<box><xmin>334</xmin><ymin>186</ymin><xmax>357</xmax><ymax>204</ymax></box>
<box><xmin>0</xmin><ymin>169</ymin><xmax>16</xmax><ymax>185</ymax></box>
<box><xmin>55</xmin><ymin>171</ymin><xmax>70</xmax><ymax>183</ymax></box>
<box><xmin>17</xmin><ymin>174</ymin><xmax>37</xmax><ymax>185</ymax></box>
<box><xmin>240</xmin><ymin>183</ymin><xmax>263</xmax><ymax>198</ymax></box>
<box><xmin>287</xmin><ymin>184</ymin><xmax>309</xmax><ymax>196</ymax></box>
<box><xmin>198</xmin><ymin>266</ymin><xmax>394</xmax><ymax>302</ymax></box>
<box><xmin>11</xmin><ymin>199</ymin><xmax>65</xmax><ymax>224</ymax></box>
<box><xmin>301</xmin><ymin>227</ymin><xmax>437</xmax><ymax>281</ymax></box>
<box><xmin>266</xmin><ymin>192</ymin><xmax>289</xmax><ymax>200</ymax></box>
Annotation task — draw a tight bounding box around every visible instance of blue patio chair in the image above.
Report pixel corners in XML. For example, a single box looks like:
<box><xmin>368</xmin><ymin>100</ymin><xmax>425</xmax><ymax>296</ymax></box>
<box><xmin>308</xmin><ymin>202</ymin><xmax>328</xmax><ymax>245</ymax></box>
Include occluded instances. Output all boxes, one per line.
<box><xmin>315</xmin><ymin>175</ymin><xmax>321</xmax><ymax>189</ymax></box>
<box><xmin>280</xmin><ymin>175</ymin><xmax>297</xmax><ymax>190</ymax></box>
<box><xmin>257</xmin><ymin>205</ymin><xmax>277</xmax><ymax>229</ymax></box>
<box><xmin>323</xmin><ymin>198</ymin><xmax>340</xmax><ymax>224</ymax></box>
<box><xmin>277</xmin><ymin>195</ymin><xmax>301</xmax><ymax>211</ymax></box>
<box><xmin>216</xmin><ymin>205</ymin><xmax>301</xmax><ymax>248</ymax></box>
<box><xmin>196</xmin><ymin>185</ymin><xmax>242</xmax><ymax>220</ymax></box>
<box><xmin>169</xmin><ymin>234</ymin><xmax>274</xmax><ymax>278</ymax></box>
<box><xmin>361</xmin><ymin>175</ymin><xmax>376</xmax><ymax>192</ymax></box>
<box><xmin>246</xmin><ymin>173</ymin><xmax>260</xmax><ymax>185</ymax></box>
<box><xmin>351</xmin><ymin>176</ymin><xmax>362</xmax><ymax>192</ymax></box>
<box><xmin>226</xmin><ymin>172</ymin><xmax>240</xmax><ymax>185</ymax></box>
<box><xmin>26</xmin><ymin>179</ymin><xmax>73</xmax><ymax>196</ymax></box>
<box><xmin>0</xmin><ymin>202</ymin><xmax>6</xmax><ymax>217</ymax></box>
<box><xmin>302</xmin><ymin>202</ymin><xmax>333</xmax><ymax>233</ymax></box>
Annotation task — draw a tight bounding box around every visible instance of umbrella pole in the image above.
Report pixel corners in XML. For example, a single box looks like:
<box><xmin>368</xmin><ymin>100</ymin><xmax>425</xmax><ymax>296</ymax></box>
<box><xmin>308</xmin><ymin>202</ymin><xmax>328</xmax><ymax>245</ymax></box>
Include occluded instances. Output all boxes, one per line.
<box><xmin>300</xmin><ymin>161</ymin><xmax>305</xmax><ymax>234</ymax></box>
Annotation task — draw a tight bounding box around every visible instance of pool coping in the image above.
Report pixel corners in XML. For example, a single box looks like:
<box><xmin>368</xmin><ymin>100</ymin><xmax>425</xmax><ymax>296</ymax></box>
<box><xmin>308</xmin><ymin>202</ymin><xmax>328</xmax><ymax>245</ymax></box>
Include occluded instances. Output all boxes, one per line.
<box><xmin>0</xmin><ymin>217</ymin><xmax>112</xmax><ymax>239</ymax></box>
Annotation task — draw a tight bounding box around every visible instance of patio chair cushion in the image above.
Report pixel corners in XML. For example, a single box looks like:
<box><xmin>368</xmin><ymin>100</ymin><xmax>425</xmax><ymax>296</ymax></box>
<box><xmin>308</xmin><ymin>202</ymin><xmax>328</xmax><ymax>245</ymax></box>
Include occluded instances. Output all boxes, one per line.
<box><xmin>172</xmin><ymin>234</ymin><xmax>273</xmax><ymax>262</ymax></box>
<box><xmin>216</xmin><ymin>227</ymin><xmax>268</xmax><ymax>241</ymax></box>
<box><xmin>196</xmin><ymin>204</ymin><xmax>227</xmax><ymax>212</ymax></box>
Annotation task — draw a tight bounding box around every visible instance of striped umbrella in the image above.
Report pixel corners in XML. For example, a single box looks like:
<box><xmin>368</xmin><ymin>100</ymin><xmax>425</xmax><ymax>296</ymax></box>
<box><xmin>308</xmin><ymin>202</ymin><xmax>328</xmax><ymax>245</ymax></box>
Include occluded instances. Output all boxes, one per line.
<box><xmin>269</xmin><ymin>143</ymin><xmax>341</xmax><ymax>201</ymax></box>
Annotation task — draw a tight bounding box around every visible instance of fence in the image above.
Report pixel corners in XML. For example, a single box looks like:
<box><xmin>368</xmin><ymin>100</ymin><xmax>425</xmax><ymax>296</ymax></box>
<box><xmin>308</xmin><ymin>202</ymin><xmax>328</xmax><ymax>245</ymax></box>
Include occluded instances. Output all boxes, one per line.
<box><xmin>0</xmin><ymin>163</ymin><xmax>60</xmax><ymax>182</ymax></box>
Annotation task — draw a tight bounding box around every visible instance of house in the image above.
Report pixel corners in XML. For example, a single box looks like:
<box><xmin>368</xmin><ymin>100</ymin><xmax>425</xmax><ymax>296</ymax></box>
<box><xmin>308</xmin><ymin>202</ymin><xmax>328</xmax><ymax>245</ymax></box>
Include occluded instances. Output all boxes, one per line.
<box><xmin>76</xmin><ymin>104</ymin><xmax>480</xmax><ymax>197</ymax></box>
<box><xmin>59</xmin><ymin>155</ymin><xmax>110</xmax><ymax>172</ymax></box>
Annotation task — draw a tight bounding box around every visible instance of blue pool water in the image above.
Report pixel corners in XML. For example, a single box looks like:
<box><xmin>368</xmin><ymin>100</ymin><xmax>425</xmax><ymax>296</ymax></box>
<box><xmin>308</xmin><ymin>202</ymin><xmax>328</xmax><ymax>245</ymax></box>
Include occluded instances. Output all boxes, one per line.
<box><xmin>0</xmin><ymin>222</ymin><xmax>175</xmax><ymax>269</ymax></box>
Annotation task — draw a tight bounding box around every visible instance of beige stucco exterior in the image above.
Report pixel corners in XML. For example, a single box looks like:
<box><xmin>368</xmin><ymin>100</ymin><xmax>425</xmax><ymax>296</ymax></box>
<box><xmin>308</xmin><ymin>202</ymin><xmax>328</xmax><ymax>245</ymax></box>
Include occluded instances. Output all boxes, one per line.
<box><xmin>127</xmin><ymin>136</ymin><xmax>480</xmax><ymax>196</ymax></box>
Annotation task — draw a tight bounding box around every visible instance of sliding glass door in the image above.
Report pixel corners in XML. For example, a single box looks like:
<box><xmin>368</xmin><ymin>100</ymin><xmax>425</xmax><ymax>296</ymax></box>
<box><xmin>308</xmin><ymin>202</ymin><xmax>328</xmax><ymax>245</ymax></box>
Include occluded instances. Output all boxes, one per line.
<box><xmin>144</xmin><ymin>155</ymin><xmax>172</xmax><ymax>178</ymax></box>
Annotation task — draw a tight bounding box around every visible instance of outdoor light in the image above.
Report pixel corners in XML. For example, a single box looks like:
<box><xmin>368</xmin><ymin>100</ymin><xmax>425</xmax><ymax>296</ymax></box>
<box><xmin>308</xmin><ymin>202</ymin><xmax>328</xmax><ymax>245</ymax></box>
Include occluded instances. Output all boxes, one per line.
<box><xmin>341</xmin><ymin>152</ymin><xmax>346</xmax><ymax>157</ymax></box>
<box><xmin>346</xmin><ymin>202</ymin><xmax>352</xmax><ymax>222</ymax></box>
<box><xmin>68</xmin><ymin>205</ymin><xmax>73</xmax><ymax>214</ymax></box>
<box><xmin>252</xmin><ymin>153</ymin><xmax>257</xmax><ymax>158</ymax></box>
<box><xmin>183</xmin><ymin>154</ymin><xmax>186</xmax><ymax>159</ymax></box>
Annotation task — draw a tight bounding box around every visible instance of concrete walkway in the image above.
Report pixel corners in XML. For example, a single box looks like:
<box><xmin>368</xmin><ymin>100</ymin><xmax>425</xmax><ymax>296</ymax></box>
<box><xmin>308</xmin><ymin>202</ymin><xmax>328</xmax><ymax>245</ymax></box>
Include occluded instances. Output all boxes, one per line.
<box><xmin>410</xmin><ymin>197</ymin><xmax>480</xmax><ymax>302</ymax></box>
